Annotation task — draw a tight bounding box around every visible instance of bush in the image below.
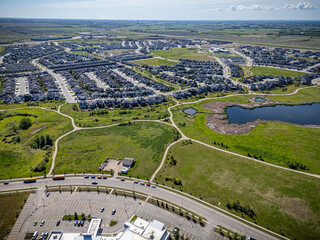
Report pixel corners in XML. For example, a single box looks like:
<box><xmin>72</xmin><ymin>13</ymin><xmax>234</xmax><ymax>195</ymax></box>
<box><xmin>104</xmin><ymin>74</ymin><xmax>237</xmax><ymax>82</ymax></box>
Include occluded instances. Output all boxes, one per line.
<box><xmin>19</xmin><ymin>118</ymin><xmax>32</xmax><ymax>130</ymax></box>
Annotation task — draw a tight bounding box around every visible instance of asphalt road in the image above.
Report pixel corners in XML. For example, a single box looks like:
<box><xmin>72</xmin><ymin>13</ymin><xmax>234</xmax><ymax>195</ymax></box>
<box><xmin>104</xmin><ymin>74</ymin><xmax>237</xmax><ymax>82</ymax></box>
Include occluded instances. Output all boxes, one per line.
<box><xmin>0</xmin><ymin>177</ymin><xmax>281</xmax><ymax>240</ymax></box>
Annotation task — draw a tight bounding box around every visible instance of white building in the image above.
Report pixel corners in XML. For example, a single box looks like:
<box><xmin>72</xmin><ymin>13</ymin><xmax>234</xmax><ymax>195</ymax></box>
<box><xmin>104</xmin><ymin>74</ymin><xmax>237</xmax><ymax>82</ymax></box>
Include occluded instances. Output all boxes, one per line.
<box><xmin>49</xmin><ymin>217</ymin><xmax>170</xmax><ymax>240</ymax></box>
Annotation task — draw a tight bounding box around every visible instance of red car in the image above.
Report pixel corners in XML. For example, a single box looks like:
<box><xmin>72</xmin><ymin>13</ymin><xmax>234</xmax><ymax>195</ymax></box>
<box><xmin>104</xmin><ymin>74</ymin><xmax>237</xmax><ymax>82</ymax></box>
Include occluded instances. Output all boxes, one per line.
<box><xmin>146</xmin><ymin>183</ymin><xmax>151</xmax><ymax>187</ymax></box>
<box><xmin>97</xmin><ymin>176</ymin><xmax>102</xmax><ymax>179</ymax></box>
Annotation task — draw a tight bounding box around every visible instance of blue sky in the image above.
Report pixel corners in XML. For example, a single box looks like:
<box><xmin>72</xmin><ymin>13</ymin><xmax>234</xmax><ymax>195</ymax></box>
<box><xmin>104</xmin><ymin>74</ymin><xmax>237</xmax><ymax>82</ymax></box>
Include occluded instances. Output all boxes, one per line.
<box><xmin>0</xmin><ymin>0</ymin><xmax>319</xmax><ymax>20</ymax></box>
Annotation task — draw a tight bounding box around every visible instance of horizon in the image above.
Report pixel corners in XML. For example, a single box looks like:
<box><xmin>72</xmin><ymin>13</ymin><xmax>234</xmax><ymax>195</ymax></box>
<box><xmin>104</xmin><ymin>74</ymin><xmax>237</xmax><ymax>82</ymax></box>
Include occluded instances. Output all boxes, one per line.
<box><xmin>0</xmin><ymin>0</ymin><xmax>319</xmax><ymax>21</ymax></box>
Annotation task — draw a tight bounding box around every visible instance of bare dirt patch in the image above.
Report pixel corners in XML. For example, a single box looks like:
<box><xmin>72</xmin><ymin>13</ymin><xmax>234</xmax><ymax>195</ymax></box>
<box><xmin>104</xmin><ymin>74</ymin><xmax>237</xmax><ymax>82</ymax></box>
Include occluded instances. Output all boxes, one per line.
<box><xmin>203</xmin><ymin>101</ymin><xmax>269</xmax><ymax>135</ymax></box>
<box><xmin>102</xmin><ymin>159</ymin><xmax>123</xmax><ymax>176</ymax></box>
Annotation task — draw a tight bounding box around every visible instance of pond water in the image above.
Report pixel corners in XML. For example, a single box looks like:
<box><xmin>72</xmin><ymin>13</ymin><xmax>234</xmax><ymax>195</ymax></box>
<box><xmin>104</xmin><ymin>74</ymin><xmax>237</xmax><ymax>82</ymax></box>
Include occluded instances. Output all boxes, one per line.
<box><xmin>183</xmin><ymin>107</ymin><xmax>198</xmax><ymax>115</ymax></box>
<box><xmin>226</xmin><ymin>102</ymin><xmax>320</xmax><ymax>125</ymax></box>
<box><xmin>255</xmin><ymin>97</ymin><xmax>266</xmax><ymax>102</ymax></box>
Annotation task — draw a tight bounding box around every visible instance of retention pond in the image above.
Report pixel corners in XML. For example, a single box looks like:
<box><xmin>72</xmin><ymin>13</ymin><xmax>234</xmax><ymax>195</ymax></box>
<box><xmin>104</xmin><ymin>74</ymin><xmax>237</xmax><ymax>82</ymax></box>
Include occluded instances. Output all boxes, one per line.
<box><xmin>226</xmin><ymin>102</ymin><xmax>320</xmax><ymax>125</ymax></box>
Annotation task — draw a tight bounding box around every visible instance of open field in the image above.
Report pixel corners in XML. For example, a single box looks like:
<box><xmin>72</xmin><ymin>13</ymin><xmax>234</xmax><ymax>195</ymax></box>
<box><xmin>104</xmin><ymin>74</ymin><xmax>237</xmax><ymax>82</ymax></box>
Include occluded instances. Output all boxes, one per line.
<box><xmin>60</xmin><ymin>102</ymin><xmax>171</xmax><ymax>127</ymax></box>
<box><xmin>151</xmin><ymin>48</ymin><xmax>214</xmax><ymax>61</ymax></box>
<box><xmin>55</xmin><ymin>122</ymin><xmax>179</xmax><ymax>179</ymax></box>
<box><xmin>171</xmin><ymin>87</ymin><xmax>320</xmax><ymax>174</ymax></box>
<box><xmin>133</xmin><ymin>67</ymin><xmax>181</xmax><ymax>91</ymax></box>
<box><xmin>251</xmin><ymin>66</ymin><xmax>307</xmax><ymax>77</ymax></box>
<box><xmin>0</xmin><ymin>192</ymin><xmax>30</xmax><ymax>240</ymax></box>
<box><xmin>133</xmin><ymin>58</ymin><xmax>177</xmax><ymax>66</ymax></box>
<box><xmin>154</xmin><ymin>141</ymin><xmax>320</xmax><ymax>240</ymax></box>
<box><xmin>0</xmin><ymin>108</ymin><xmax>72</xmax><ymax>179</ymax></box>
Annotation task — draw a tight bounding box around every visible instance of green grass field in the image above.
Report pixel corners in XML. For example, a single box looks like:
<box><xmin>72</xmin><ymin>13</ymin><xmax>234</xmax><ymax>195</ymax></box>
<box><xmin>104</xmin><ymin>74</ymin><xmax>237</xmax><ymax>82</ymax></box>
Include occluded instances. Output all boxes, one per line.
<box><xmin>151</xmin><ymin>48</ymin><xmax>213</xmax><ymax>61</ymax></box>
<box><xmin>0</xmin><ymin>46</ymin><xmax>6</xmax><ymax>54</ymax></box>
<box><xmin>155</xmin><ymin>142</ymin><xmax>320</xmax><ymax>240</ymax></box>
<box><xmin>133</xmin><ymin>58</ymin><xmax>177</xmax><ymax>66</ymax></box>
<box><xmin>251</xmin><ymin>66</ymin><xmax>307</xmax><ymax>77</ymax></box>
<box><xmin>55</xmin><ymin>122</ymin><xmax>179</xmax><ymax>179</ymax></box>
<box><xmin>171</xmin><ymin>87</ymin><xmax>320</xmax><ymax>174</ymax></box>
<box><xmin>0</xmin><ymin>192</ymin><xmax>30</xmax><ymax>240</ymax></box>
<box><xmin>60</xmin><ymin>103</ymin><xmax>171</xmax><ymax>127</ymax></box>
<box><xmin>0</xmin><ymin>108</ymin><xmax>72</xmax><ymax>179</ymax></box>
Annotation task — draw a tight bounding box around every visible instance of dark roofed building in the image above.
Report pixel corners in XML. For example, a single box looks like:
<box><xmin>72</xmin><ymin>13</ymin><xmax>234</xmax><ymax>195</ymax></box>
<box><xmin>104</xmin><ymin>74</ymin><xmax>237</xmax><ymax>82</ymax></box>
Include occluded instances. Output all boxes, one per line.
<box><xmin>123</xmin><ymin>157</ymin><xmax>134</xmax><ymax>168</ymax></box>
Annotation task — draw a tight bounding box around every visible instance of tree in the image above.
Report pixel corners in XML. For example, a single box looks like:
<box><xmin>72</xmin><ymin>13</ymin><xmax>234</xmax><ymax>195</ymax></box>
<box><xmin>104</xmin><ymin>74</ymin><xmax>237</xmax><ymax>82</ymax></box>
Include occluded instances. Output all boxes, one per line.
<box><xmin>19</xmin><ymin>118</ymin><xmax>32</xmax><ymax>130</ymax></box>
<box><xmin>74</xmin><ymin>212</ymin><xmax>78</xmax><ymax>220</ymax></box>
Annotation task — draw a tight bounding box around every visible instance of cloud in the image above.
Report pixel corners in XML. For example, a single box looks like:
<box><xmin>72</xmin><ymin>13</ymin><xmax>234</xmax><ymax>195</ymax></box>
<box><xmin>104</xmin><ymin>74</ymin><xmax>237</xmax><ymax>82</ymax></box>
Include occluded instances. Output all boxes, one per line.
<box><xmin>283</xmin><ymin>2</ymin><xmax>316</xmax><ymax>10</ymax></box>
<box><xmin>209</xmin><ymin>2</ymin><xmax>315</xmax><ymax>13</ymax></box>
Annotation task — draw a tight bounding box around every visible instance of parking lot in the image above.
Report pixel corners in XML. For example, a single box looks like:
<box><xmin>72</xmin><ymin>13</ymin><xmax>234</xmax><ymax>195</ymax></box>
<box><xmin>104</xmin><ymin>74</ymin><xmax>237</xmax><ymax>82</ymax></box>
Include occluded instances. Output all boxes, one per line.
<box><xmin>14</xmin><ymin>190</ymin><xmax>222</xmax><ymax>239</ymax></box>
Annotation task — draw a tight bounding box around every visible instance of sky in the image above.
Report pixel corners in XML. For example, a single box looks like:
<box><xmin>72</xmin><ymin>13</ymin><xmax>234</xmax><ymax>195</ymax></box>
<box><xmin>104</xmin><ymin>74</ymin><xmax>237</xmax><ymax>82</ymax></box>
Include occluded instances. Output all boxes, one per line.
<box><xmin>0</xmin><ymin>0</ymin><xmax>319</xmax><ymax>20</ymax></box>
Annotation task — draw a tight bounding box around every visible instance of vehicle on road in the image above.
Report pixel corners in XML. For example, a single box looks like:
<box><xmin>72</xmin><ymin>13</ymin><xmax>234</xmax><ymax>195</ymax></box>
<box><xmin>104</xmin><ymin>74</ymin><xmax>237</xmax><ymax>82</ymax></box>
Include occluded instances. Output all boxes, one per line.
<box><xmin>151</xmin><ymin>185</ymin><xmax>156</xmax><ymax>188</ymax></box>
<box><xmin>97</xmin><ymin>176</ymin><xmax>102</xmax><ymax>179</ymax></box>
<box><xmin>40</xmin><ymin>220</ymin><xmax>45</xmax><ymax>226</ymax></box>
<box><xmin>146</xmin><ymin>183</ymin><xmax>151</xmax><ymax>187</ymax></box>
<box><xmin>46</xmin><ymin>192</ymin><xmax>50</xmax><ymax>197</ymax></box>
<box><xmin>91</xmin><ymin>176</ymin><xmax>95</xmax><ymax>179</ymax></box>
<box><xmin>53</xmin><ymin>175</ymin><xmax>65</xmax><ymax>180</ymax></box>
<box><xmin>56</xmin><ymin>220</ymin><xmax>60</xmax><ymax>226</ymax></box>
<box><xmin>34</xmin><ymin>221</ymin><xmax>38</xmax><ymax>226</ymax></box>
<box><xmin>24</xmin><ymin>178</ymin><xmax>36</xmax><ymax>183</ymax></box>
<box><xmin>139</xmin><ymin>182</ymin><xmax>145</xmax><ymax>185</ymax></box>
<box><xmin>120</xmin><ymin>178</ymin><xmax>125</xmax><ymax>181</ymax></box>
<box><xmin>3</xmin><ymin>181</ymin><xmax>9</xmax><ymax>185</ymax></box>
<box><xmin>112</xmin><ymin>209</ymin><xmax>116</xmax><ymax>215</ymax></box>
<box><xmin>134</xmin><ymin>181</ymin><xmax>138</xmax><ymax>184</ymax></box>
<box><xmin>84</xmin><ymin>176</ymin><xmax>89</xmax><ymax>179</ymax></box>
<box><xmin>101</xmin><ymin>207</ymin><xmax>104</xmax><ymax>212</ymax></box>
<box><xmin>92</xmin><ymin>181</ymin><xmax>98</xmax><ymax>185</ymax></box>
<box><xmin>103</xmin><ymin>176</ymin><xmax>107</xmax><ymax>179</ymax></box>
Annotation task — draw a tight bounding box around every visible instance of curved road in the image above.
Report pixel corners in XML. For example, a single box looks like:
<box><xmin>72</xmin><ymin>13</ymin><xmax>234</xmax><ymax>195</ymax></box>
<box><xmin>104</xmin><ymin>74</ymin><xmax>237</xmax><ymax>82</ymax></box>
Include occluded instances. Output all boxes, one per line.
<box><xmin>0</xmin><ymin>177</ymin><xmax>282</xmax><ymax>240</ymax></box>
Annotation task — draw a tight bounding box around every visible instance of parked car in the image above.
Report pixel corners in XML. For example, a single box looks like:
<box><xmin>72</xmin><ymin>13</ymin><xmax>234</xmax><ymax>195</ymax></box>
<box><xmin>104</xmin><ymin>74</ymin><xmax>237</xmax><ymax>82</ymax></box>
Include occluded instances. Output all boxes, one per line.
<box><xmin>112</xmin><ymin>209</ymin><xmax>116</xmax><ymax>215</ymax></box>
<box><xmin>46</xmin><ymin>192</ymin><xmax>50</xmax><ymax>197</ymax></box>
<box><xmin>80</xmin><ymin>220</ymin><xmax>84</xmax><ymax>227</ymax></box>
<box><xmin>3</xmin><ymin>181</ymin><xmax>9</xmax><ymax>185</ymax></box>
<box><xmin>34</xmin><ymin>221</ymin><xmax>38</xmax><ymax>226</ymax></box>
<box><xmin>32</xmin><ymin>231</ymin><xmax>38</xmax><ymax>240</ymax></box>
<box><xmin>40</xmin><ymin>232</ymin><xmax>45</xmax><ymax>239</ymax></box>
<box><xmin>44</xmin><ymin>232</ymin><xmax>48</xmax><ymax>239</ymax></box>
<box><xmin>40</xmin><ymin>220</ymin><xmax>45</xmax><ymax>226</ymax></box>
<box><xmin>56</xmin><ymin>220</ymin><xmax>60</xmax><ymax>226</ymax></box>
<box><xmin>101</xmin><ymin>207</ymin><xmax>104</xmax><ymax>212</ymax></box>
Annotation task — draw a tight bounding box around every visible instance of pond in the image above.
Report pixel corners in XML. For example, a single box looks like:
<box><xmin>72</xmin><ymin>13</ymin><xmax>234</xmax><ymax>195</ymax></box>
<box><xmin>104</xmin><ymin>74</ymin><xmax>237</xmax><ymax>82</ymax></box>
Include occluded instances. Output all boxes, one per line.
<box><xmin>255</xmin><ymin>97</ymin><xmax>266</xmax><ymax>102</ymax></box>
<box><xmin>183</xmin><ymin>107</ymin><xmax>198</xmax><ymax>115</ymax></box>
<box><xmin>226</xmin><ymin>102</ymin><xmax>320</xmax><ymax>125</ymax></box>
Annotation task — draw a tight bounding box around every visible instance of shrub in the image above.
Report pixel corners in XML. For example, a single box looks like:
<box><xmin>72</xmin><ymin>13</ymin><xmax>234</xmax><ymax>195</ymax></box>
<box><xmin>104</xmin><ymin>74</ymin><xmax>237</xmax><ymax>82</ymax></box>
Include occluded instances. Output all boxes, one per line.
<box><xmin>19</xmin><ymin>118</ymin><xmax>32</xmax><ymax>130</ymax></box>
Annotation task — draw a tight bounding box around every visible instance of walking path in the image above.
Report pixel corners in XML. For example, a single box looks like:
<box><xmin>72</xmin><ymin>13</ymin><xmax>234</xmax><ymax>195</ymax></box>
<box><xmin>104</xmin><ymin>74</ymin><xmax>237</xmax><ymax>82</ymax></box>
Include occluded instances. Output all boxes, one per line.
<box><xmin>1</xmin><ymin>85</ymin><xmax>319</xmax><ymax>180</ymax></box>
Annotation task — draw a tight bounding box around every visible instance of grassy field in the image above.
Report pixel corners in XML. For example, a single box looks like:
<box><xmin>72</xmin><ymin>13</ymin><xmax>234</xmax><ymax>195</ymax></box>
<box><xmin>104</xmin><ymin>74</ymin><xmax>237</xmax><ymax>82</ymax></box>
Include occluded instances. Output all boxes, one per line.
<box><xmin>55</xmin><ymin>122</ymin><xmax>179</xmax><ymax>179</ymax></box>
<box><xmin>155</xmin><ymin>142</ymin><xmax>320</xmax><ymax>240</ymax></box>
<box><xmin>60</xmin><ymin>102</ymin><xmax>171</xmax><ymax>127</ymax></box>
<box><xmin>171</xmin><ymin>87</ymin><xmax>320</xmax><ymax>174</ymax></box>
<box><xmin>0</xmin><ymin>46</ymin><xmax>6</xmax><ymax>54</ymax></box>
<box><xmin>251</xmin><ymin>66</ymin><xmax>307</xmax><ymax>77</ymax></box>
<box><xmin>133</xmin><ymin>67</ymin><xmax>180</xmax><ymax>91</ymax></box>
<box><xmin>0</xmin><ymin>108</ymin><xmax>72</xmax><ymax>179</ymax></box>
<box><xmin>133</xmin><ymin>58</ymin><xmax>177</xmax><ymax>66</ymax></box>
<box><xmin>0</xmin><ymin>192</ymin><xmax>30</xmax><ymax>240</ymax></box>
<box><xmin>151</xmin><ymin>48</ymin><xmax>213</xmax><ymax>61</ymax></box>
<box><xmin>71</xmin><ymin>51</ymin><xmax>104</xmax><ymax>60</ymax></box>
